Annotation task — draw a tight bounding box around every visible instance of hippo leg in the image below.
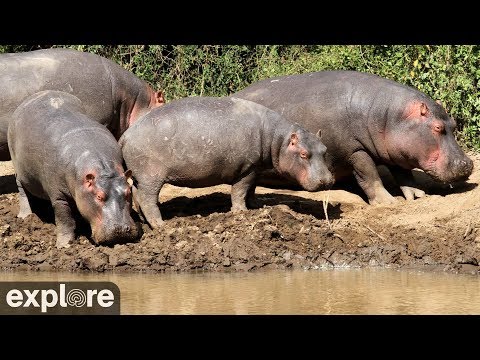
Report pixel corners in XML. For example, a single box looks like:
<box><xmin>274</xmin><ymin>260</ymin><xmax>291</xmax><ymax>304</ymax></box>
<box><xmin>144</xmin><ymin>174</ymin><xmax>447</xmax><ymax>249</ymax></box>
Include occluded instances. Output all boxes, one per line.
<box><xmin>134</xmin><ymin>181</ymin><xmax>164</xmax><ymax>229</ymax></box>
<box><xmin>350</xmin><ymin>151</ymin><xmax>397</xmax><ymax>205</ymax></box>
<box><xmin>131</xmin><ymin>186</ymin><xmax>146</xmax><ymax>222</ymax></box>
<box><xmin>388</xmin><ymin>166</ymin><xmax>426</xmax><ymax>201</ymax></box>
<box><xmin>16</xmin><ymin>178</ymin><xmax>33</xmax><ymax>219</ymax></box>
<box><xmin>52</xmin><ymin>199</ymin><xmax>76</xmax><ymax>249</ymax></box>
<box><xmin>231</xmin><ymin>172</ymin><xmax>256</xmax><ymax>212</ymax></box>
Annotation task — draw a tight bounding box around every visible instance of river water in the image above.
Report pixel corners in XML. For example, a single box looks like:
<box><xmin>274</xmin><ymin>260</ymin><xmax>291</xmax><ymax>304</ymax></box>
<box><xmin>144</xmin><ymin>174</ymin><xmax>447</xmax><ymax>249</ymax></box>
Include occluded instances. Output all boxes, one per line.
<box><xmin>1</xmin><ymin>268</ymin><xmax>479</xmax><ymax>314</ymax></box>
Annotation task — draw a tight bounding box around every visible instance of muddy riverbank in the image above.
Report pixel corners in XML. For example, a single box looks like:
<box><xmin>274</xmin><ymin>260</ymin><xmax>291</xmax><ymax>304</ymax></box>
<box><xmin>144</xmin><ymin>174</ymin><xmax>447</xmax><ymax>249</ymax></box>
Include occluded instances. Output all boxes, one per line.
<box><xmin>1</xmin><ymin>154</ymin><xmax>479</xmax><ymax>275</ymax></box>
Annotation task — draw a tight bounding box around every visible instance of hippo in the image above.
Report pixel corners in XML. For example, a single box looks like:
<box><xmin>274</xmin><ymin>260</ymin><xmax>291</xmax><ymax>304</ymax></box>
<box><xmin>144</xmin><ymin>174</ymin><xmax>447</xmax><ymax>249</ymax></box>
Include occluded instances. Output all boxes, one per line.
<box><xmin>0</xmin><ymin>47</ymin><xmax>164</xmax><ymax>161</ymax></box>
<box><xmin>233</xmin><ymin>70</ymin><xmax>473</xmax><ymax>205</ymax></box>
<box><xmin>119</xmin><ymin>96</ymin><xmax>334</xmax><ymax>228</ymax></box>
<box><xmin>8</xmin><ymin>90</ymin><xmax>140</xmax><ymax>248</ymax></box>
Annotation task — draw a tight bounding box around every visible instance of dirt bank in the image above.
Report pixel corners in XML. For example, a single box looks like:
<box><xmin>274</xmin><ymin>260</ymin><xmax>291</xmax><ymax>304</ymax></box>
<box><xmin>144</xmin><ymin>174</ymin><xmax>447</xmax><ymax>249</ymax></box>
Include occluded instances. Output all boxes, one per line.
<box><xmin>1</xmin><ymin>154</ymin><xmax>480</xmax><ymax>275</ymax></box>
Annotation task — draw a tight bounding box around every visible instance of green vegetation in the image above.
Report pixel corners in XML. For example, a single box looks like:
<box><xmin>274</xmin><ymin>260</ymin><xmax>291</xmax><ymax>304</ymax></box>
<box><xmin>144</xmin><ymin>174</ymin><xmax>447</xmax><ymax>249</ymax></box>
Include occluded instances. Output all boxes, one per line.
<box><xmin>1</xmin><ymin>45</ymin><xmax>479</xmax><ymax>149</ymax></box>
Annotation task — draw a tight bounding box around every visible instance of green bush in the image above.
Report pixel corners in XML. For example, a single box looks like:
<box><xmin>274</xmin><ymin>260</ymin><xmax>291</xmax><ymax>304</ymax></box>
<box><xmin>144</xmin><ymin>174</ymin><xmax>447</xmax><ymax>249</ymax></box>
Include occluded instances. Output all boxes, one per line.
<box><xmin>1</xmin><ymin>45</ymin><xmax>479</xmax><ymax>149</ymax></box>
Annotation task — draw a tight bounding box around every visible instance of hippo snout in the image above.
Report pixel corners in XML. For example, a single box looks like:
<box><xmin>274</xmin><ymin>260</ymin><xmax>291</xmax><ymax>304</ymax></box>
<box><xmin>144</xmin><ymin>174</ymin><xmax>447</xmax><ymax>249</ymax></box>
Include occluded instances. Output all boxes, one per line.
<box><xmin>426</xmin><ymin>155</ymin><xmax>474</xmax><ymax>184</ymax></box>
<box><xmin>301</xmin><ymin>172</ymin><xmax>335</xmax><ymax>192</ymax></box>
<box><xmin>92</xmin><ymin>221</ymin><xmax>140</xmax><ymax>245</ymax></box>
<box><xmin>452</xmin><ymin>156</ymin><xmax>474</xmax><ymax>181</ymax></box>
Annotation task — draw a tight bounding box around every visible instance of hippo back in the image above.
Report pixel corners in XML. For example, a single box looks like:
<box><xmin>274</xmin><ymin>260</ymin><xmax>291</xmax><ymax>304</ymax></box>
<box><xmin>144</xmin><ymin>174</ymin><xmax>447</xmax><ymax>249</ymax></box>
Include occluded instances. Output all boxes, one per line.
<box><xmin>0</xmin><ymin>48</ymin><xmax>158</xmax><ymax>160</ymax></box>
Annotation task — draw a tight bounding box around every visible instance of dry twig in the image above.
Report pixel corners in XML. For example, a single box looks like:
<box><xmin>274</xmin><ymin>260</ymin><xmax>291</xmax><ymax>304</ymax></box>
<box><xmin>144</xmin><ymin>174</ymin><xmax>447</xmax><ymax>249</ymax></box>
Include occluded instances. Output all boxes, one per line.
<box><xmin>323</xmin><ymin>191</ymin><xmax>332</xmax><ymax>231</ymax></box>
<box><xmin>364</xmin><ymin>225</ymin><xmax>386</xmax><ymax>241</ymax></box>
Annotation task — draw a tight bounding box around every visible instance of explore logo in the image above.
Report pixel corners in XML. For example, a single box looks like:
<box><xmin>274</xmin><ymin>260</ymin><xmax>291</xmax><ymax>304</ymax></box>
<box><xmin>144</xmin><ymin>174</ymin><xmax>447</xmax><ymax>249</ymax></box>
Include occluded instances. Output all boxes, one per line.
<box><xmin>0</xmin><ymin>282</ymin><xmax>120</xmax><ymax>315</ymax></box>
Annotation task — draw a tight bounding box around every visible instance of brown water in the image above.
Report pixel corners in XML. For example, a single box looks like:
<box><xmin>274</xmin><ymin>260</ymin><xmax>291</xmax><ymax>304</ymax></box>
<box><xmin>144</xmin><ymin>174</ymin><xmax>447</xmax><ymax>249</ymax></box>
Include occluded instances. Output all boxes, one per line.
<box><xmin>1</xmin><ymin>268</ymin><xmax>479</xmax><ymax>314</ymax></box>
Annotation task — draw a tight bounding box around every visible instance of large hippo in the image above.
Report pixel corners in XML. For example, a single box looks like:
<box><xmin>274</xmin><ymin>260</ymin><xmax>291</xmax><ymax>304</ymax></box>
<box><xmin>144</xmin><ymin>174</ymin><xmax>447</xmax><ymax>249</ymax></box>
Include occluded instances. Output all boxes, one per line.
<box><xmin>8</xmin><ymin>90</ymin><xmax>140</xmax><ymax>248</ymax></box>
<box><xmin>119</xmin><ymin>97</ymin><xmax>334</xmax><ymax>228</ymax></box>
<box><xmin>233</xmin><ymin>71</ymin><xmax>473</xmax><ymax>205</ymax></box>
<box><xmin>0</xmin><ymin>47</ymin><xmax>164</xmax><ymax>161</ymax></box>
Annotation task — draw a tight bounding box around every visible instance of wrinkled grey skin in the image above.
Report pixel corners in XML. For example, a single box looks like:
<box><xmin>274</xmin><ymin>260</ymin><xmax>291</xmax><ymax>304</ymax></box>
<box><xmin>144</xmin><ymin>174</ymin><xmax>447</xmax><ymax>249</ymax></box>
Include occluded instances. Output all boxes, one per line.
<box><xmin>120</xmin><ymin>96</ymin><xmax>334</xmax><ymax>229</ymax></box>
<box><xmin>8</xmin><ymin>91</ymin><xmax>140</xmax><ymax>248</ymax></box>
<box><xmin>233</xmin><ymin>70</ymin><xmax>473</xmax><ymax>205</ymax></box>
<box><xmin>0</xmin><ymin>48</ymin><xmax>164</xmax><ymax>161</ymax></box>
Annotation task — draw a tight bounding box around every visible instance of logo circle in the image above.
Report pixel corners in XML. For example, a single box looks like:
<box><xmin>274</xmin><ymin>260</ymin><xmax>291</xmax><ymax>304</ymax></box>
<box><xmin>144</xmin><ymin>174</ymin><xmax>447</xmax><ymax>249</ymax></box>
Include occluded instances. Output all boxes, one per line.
<box><xmin>66</xmin><ymin>289</ymin><xmax>86</xmax><ymax>307</ymax></box>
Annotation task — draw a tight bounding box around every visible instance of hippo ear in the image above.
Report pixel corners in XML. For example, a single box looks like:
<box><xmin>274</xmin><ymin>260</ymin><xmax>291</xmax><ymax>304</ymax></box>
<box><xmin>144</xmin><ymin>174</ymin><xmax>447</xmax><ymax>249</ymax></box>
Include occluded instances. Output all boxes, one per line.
<box><xmin>290</xmin><ymin>132</ymin><xmax>298</xmax><ymax>146</ymax></box>
<box><xmin>316</xmin><ymin>129</ymin><xmax>322</xmax><ymax>138</ymax></box>
<box><xmin>85</xmin><ymin>173</ymin><xmax>95</xmax><ymax>187</ymax></box>
<box><xmin>436</xmin><ymin>99</ymin><xmax>449</xmax><ymax>112</ymax></box>
<box><xmin>420</xmin><ymin>102</ymin><xmax>428</xmax><ymax>116</ymax></box>
<box><xmin>155</xmin><ymin>91</ymin><xmax>165</xmax><ymax>106</ymax></box>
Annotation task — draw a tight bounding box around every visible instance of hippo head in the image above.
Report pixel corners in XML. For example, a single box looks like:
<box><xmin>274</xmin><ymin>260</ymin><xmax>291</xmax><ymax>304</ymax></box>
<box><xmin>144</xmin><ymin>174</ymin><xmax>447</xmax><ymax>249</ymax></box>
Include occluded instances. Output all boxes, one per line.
<box><xmin>115</xmin><ymin>88</ymin><xmax>165</xmax><ymax>139</ymax></box>
<box><xmin>276</xmin><ymin>126</ymin><xmax>335</xmax><ymax>191</ymax></box>
<box><xmin>129</xmin><ymin>89</ymin><xmax>165</xmax><ymax>127</ymax></box>
<box><xmin>385</xmin><ymin>99</ymin><xmax>473</xmax><ymax>184</ymax></box>
<box><xmin>75</xmin><ymin>168</ymin><xmax>140</xmax><ymax>245</ymax></box>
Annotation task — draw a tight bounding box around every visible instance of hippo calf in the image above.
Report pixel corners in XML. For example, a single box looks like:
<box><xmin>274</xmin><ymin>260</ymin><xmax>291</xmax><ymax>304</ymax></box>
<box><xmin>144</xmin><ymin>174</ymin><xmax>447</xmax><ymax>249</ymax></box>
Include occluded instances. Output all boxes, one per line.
<box><xmin>233</xmin><ymin>70</ymin><xmax>473</xmax><ymax>205</ymax></box>
<box><xmin>0</xmin><ymin>48</ymin><xmax>165</xmax><ymax>161</ymax></box>
<box><xmin>8</xmin><ymin>90</ymin><xmax>140</xmax><ymax>248</ymax></box>
<box><xmin>120</xmin><ymin>96</ymin><xmax>334</xmax><ymax>228</ymax></box>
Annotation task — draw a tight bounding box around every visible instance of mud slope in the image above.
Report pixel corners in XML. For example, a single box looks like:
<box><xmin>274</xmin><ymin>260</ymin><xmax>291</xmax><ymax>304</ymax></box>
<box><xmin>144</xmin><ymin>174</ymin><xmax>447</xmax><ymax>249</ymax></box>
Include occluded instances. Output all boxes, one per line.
<box><xmin>1</xmin><ymin>154</ymin><xmax>480</xmax><ymax>275</ymax></box>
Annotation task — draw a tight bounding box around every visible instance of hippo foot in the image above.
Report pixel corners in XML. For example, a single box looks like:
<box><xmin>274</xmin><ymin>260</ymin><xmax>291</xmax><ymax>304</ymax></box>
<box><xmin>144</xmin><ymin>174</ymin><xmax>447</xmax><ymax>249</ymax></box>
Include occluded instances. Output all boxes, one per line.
<box><xmin>368</xmin><ymin>191</ymin><xmax>397</xmax><ymax>205</ymax></box>
<box><xmin>400</xmin><ymin>186</ymin><xmax>426</xmax><ymax>201</ymax></box>
<box><xmin>56</xmin><ymin>235</ymin><xmax>72</xmax><ymax>249</ymax></box>
<box><xmin>17</xmin><ymin>210</ymin><xmax>32</xmax><ymax>219</ymax></box>
<box><xmin>231</xmin><ymin>205</ymin><xmax>248</xmax><ymax>213</ymax></box>
<box><xmin>148</xmin><ymin>219</ymin><xmax>165</xmax><ymax>230</ymax></box>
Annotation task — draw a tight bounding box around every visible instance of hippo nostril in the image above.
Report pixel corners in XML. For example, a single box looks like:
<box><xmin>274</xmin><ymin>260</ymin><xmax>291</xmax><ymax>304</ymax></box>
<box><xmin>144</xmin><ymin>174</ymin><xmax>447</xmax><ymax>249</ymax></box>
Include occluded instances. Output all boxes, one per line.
<box><xmin>123</xmin><ymin>225</ymin><xmax>130</xmax><ymax>232</ymax></box>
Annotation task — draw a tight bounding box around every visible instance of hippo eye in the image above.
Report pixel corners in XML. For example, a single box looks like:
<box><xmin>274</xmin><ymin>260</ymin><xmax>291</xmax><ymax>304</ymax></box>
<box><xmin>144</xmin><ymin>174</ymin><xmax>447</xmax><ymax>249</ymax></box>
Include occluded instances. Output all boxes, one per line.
<box><xmin>433</xmin><ymin>122</ymin><xmax>445</xmax><ymax>134</ymax></box>
<box><xmin>96</xmin><ymin>192</ymin><xmax>106</xmax><ymax>202</ymax></box>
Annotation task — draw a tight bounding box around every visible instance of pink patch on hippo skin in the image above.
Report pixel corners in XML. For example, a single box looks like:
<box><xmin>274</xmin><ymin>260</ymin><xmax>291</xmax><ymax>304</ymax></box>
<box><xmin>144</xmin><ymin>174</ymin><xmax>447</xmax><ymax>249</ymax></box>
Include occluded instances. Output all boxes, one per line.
<box><xmin>89</xmin><ymin>190</ymin><xmax>104</xmax><ymax>226</ymax></box>
<box><xmin>128</xmin><ymin>87</ymin><xmax>165</xmax><ymax>127</ymax></box>
<box><xmin>129</xmin><ymin>106</ymin><xmax>140</xmax><ymax>127</ymax></box>
<box><xmin>115</xmin><ymin>164</ymin><xmax>125</xmax><ymax>176</ymax></box>
<box><xmin>403</xmin><ymin>101</ymin><xmax>430</xmax><ymax>120</ymax></box>
<box><xmin>297</xmin><ymin>168</ymin><xmax>308</xmax><ymax>187</ymax></box>
<box><xmin>91</xmin><ymin>209</ymin><xmax>104</xmax><ymax>237</ymax></box>
<box><xmin>94</xmin><ymin>205</ymin><xmax>103</xmax><ymax>224</ymax></box>
<box><xmin>421</xmin><ymin>148</ymin><xmax>441</xmax><ymax>171</ymax></box>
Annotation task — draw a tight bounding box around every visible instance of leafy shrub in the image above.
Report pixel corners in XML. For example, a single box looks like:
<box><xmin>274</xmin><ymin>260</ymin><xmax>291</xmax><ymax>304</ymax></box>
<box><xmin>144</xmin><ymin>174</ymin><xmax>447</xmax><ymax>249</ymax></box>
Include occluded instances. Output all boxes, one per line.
<box><xmin>1</xmin><ymin>45</ymin><xmax>478</xmax><ymax>149</ymax></box>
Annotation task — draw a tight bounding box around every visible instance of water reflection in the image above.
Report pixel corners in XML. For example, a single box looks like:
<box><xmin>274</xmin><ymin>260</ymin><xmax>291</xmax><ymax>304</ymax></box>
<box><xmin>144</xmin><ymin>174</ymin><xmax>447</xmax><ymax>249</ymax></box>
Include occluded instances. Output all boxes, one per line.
<box><xmin>0</xmin><ymin>268</ymin><xmax>479</xmax><ymax>314</ymax></box>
